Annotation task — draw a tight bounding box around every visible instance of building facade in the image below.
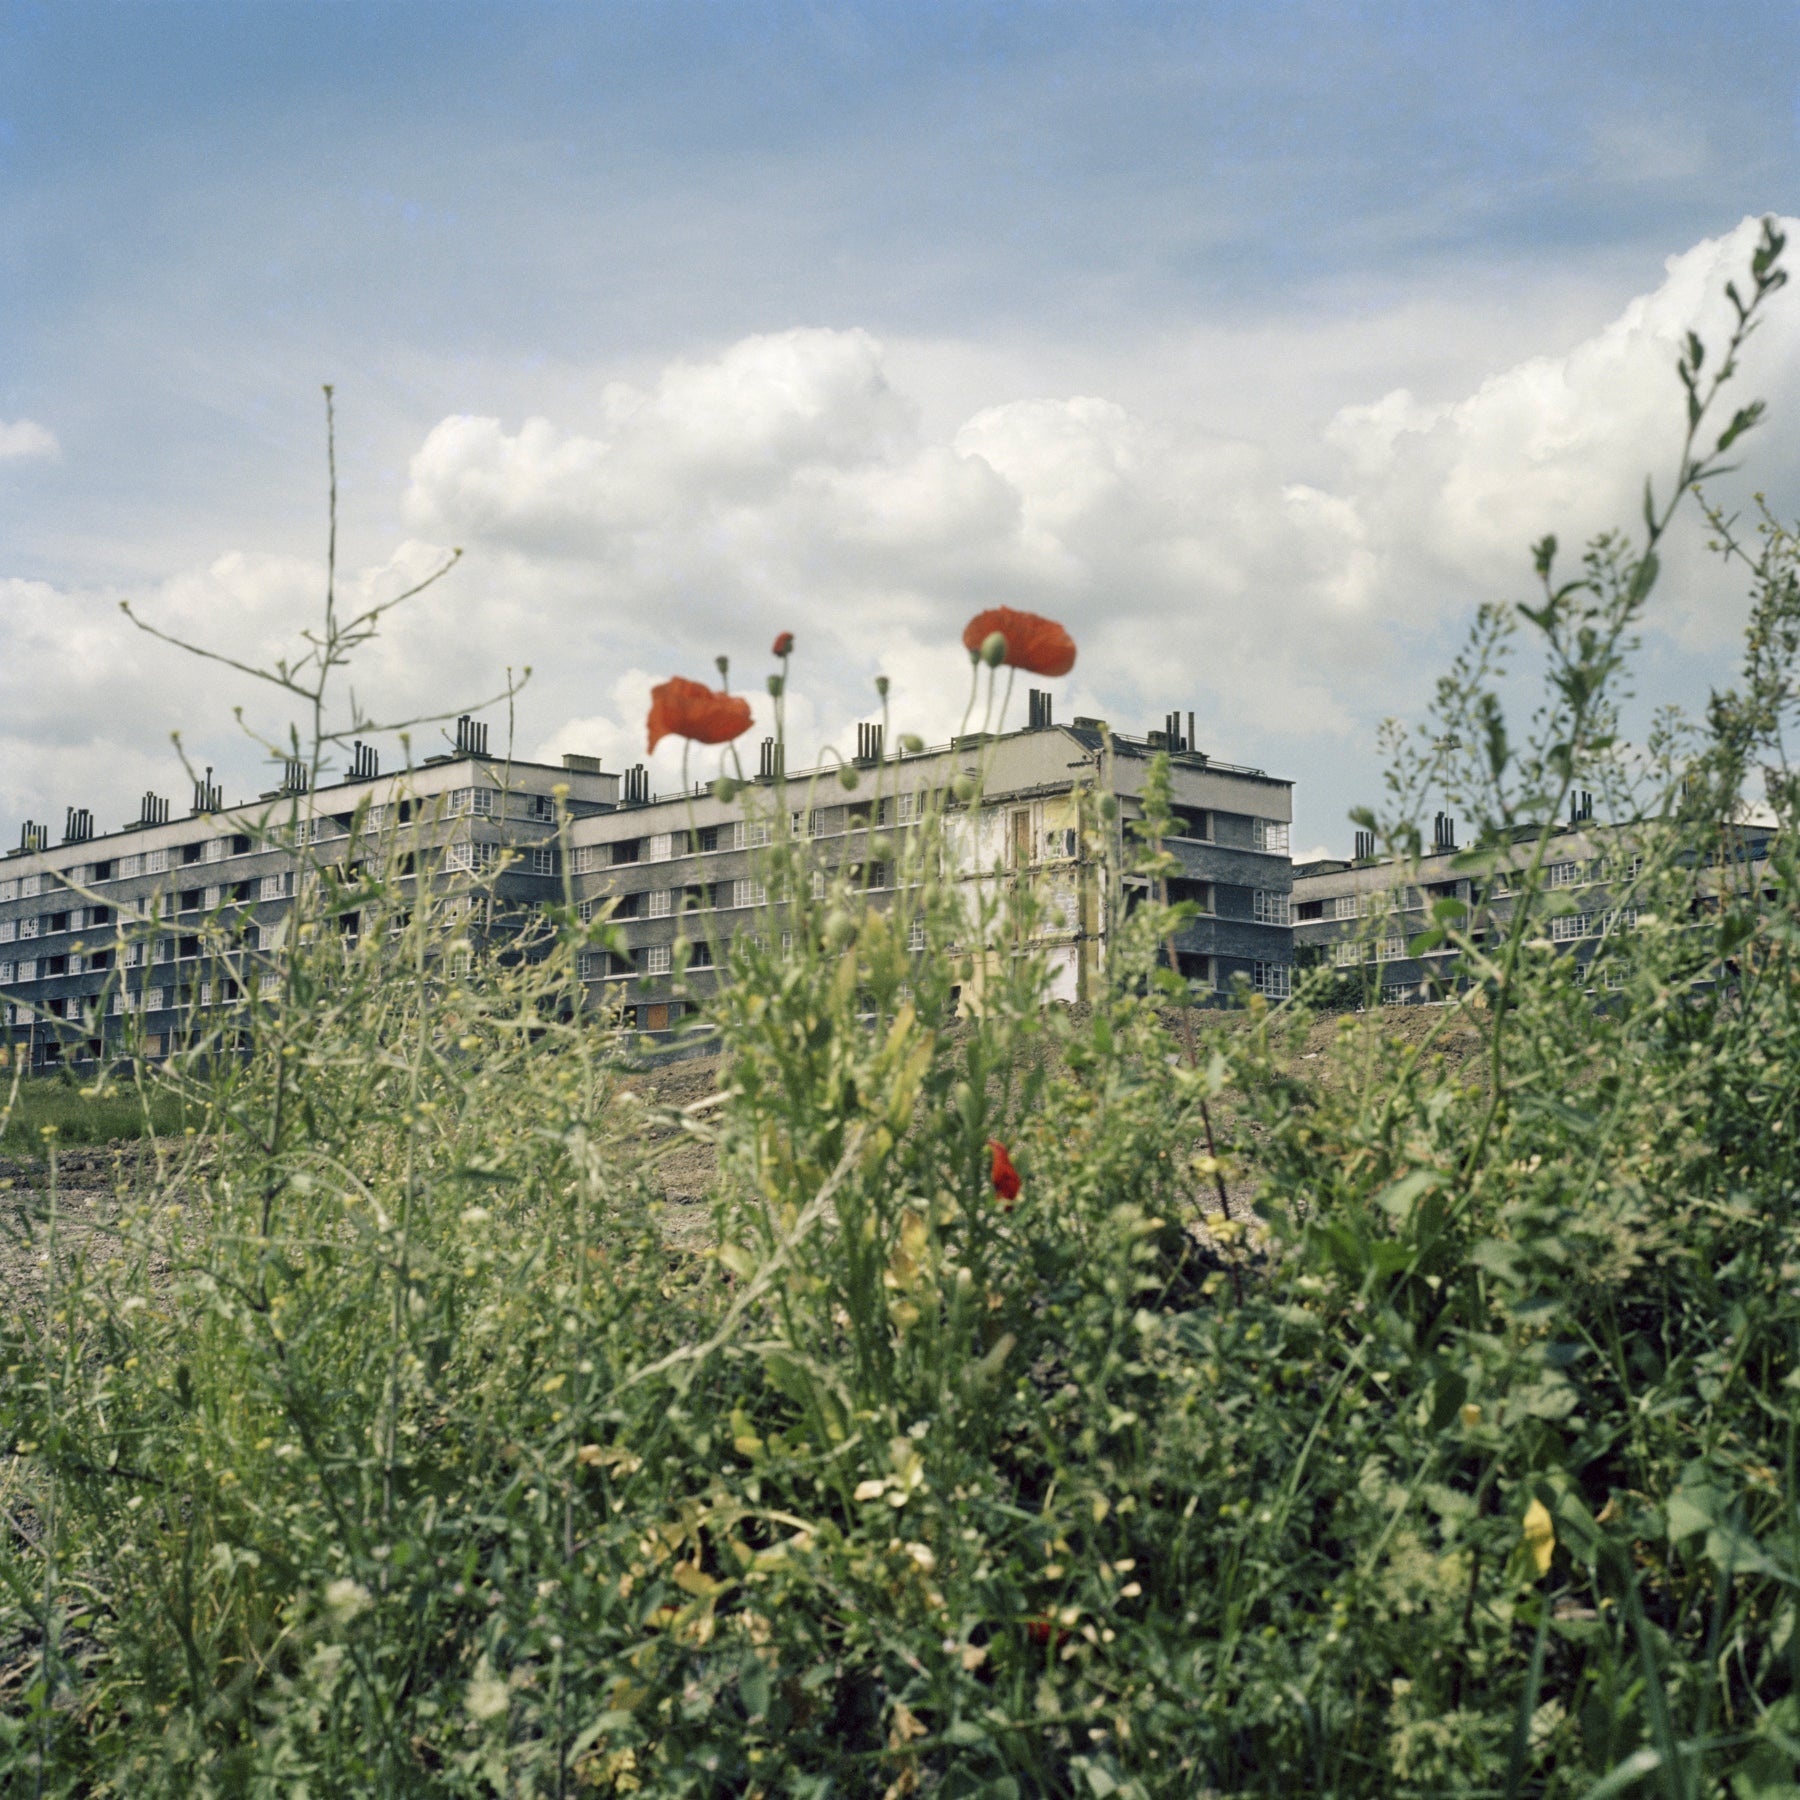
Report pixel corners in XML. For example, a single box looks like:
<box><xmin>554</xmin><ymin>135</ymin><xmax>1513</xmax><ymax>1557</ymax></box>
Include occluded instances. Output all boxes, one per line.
<box><xmin>1291</xmin><ymin>810</ymin><xmax>1776</xmax><ymax>1004</ymax></box>
<box><xmin>0</xmin><ymin>704</ymin><xmax>1295</xmax><ymax>1064</ymax></box>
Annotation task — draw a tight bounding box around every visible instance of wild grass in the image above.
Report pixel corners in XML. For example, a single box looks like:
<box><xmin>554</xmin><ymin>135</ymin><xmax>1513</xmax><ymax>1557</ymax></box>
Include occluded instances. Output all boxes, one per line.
<box><xmin>0</xmin><ymin>1073</ymin><xmax>190</xmax><ymax>1152</ymax></box>
<box><xmin>1</xmin><ymin>219</ymin><xmax>1797</xmax><ymax>1799</ymax></box>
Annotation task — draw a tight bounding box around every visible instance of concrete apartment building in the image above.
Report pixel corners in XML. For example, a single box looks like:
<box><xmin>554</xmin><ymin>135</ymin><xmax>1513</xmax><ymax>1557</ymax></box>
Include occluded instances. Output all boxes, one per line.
<box><xmin>1291</xmin><ymin>803</ymin><xmax>1777</xmax><ymax>1003</ymax></box>
<box><xmin>0</xmin><ymin>701</ymin><xmax>1295</xmax><ymax>1064</ymax></box>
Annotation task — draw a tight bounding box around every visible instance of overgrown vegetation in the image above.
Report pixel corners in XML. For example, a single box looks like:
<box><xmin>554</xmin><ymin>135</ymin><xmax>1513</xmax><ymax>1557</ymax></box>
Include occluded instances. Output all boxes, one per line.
<box><xmin>3</xmin><ymin>219</ymin><xmax>1799</xmax><ymax>1797</ymax></box>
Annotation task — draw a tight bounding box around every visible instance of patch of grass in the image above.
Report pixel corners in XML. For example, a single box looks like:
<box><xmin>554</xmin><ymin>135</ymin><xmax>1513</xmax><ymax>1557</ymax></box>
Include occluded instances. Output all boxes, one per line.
<box><xmin>0</xmin><ymin>1072</ymin><xmax>191</xmax><ymax>1151</ymax></box>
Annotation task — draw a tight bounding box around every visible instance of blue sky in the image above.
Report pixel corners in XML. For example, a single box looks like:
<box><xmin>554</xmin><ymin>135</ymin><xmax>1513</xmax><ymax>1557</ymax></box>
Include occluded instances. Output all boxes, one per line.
<box><xmin>2</xmin><ymin>2</ymin><xmax>1798</xmax><ymax>853</ymax></box>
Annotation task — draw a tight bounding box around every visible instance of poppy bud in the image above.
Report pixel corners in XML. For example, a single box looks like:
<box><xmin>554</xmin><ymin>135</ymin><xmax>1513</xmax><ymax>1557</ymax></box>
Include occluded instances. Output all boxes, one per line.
<box><xmin>980</xmin><ymin>631</ymin><xmax>1008</xmax><ymax>668</ymax></box>
<box><xmin>838</xmin><ymin>765</ymin><xmax>859</xmax><ymax>790</ymax></box>
<box><xmin>767</xmin><ymin>674</ymin><xmax>784</xmax><ymax>699</ymax></box>
<box><xmin>952</xmin><ymin>772</ymin><xmax>979</xmax><ymax>802</ymax></box>
<box><xmin>773</xmin><ymin>631</ymin><xmax>794</xmax><ymax>658</ymax></box>
<box><xmin>715</xmin><ymin>654</ymin><xmax>730</xmax><ymax>686</ymax></box>
<box><xmin>825</xmin><ymin>908</ymin><xmax>857</xmax><ymax>950</ymax></box>
<box><xmin>713</xmin><ymin>777</ymin><xmax>740</xmax><ymax>803</ymax></box>
<box><xmin>874</xmin><ymin>674</ymin><xmax>890</xmax><ymax>698</ymax></box>
<box><xmin>900</xmin><ymin>733</ymin><xmax>925</xmax><ymax>754</ymax></box>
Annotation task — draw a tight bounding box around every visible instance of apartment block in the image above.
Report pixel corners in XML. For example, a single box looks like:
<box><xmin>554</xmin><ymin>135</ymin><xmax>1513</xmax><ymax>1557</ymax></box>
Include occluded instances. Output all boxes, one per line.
<box><xmin>1291</xmin><ymin>803</ymin><xmax>1775</xmax><ymax>1004</ymax></box>
<box><xmin>0</xmin><ymin>701</ymin><xmax>1294</xmax><ymax>1063</ymax></box>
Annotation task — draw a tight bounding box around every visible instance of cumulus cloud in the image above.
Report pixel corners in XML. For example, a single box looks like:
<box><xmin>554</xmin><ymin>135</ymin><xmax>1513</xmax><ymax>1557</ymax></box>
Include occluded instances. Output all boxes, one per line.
<box><xmin>396</xmin><ymin>217</ymin><xmax>1799</xmax><ymax>777</ymax></box>
<box><xmin>5</xmin><ymin>217</ymin><xmax>1796</xmax><ymax>840</ymax></box>
<box><xmin>0</xmin><ymin>419</ymin><xmax>58</xmax><ymax>461</ymax></box>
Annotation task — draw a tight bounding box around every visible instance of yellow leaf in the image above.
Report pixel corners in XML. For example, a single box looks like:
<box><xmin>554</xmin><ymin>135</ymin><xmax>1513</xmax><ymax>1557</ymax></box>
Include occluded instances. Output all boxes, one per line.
<box><xmin>673</xmin><ymin>1560</ymin><xmax>726</xmax><ymax>1600</ymax></box>
<box><xmin>717</xmin><ymin>1243</ymin><xmax>755</xmax><ymax>1280</ymax></box>
<box><xmin>1522</xmin><ymin>1498</ymin><xmax>1555</xmax><ymax>1577</ymax></box>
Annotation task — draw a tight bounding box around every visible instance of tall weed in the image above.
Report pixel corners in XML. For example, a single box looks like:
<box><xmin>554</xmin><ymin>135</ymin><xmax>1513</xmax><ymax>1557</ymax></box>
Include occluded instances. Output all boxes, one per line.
<box><xmin>2</xmin><ymin>219</ymin><xmax>1798</xmax><ymax>1798</ymax></box>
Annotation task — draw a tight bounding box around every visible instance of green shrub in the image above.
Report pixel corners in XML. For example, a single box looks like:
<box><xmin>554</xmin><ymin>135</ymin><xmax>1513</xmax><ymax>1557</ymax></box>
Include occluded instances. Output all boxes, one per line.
<box><xmin>3</xmin><ymin>220</ymin><xmax>1798</xmax><ymax>1798</ymax></box>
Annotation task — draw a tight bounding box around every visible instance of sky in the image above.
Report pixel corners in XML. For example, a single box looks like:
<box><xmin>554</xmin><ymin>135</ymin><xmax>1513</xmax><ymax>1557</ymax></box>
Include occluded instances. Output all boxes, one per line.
<box><xmin>2</xmin><ymin>2</ymin><xmax>1799</xmax><ymax>860</ymax></box>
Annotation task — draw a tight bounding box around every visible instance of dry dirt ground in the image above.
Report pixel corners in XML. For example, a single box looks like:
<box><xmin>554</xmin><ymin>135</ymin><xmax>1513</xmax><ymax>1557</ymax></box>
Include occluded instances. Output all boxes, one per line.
<box><xmin>0</xmin><ymin>1006</ymin><xmax>1486</xmax><ymax>1291</ymax></box>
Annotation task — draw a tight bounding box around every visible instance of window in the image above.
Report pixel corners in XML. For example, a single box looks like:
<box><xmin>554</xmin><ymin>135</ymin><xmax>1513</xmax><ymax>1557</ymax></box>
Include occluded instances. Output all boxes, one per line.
<box><xmin>1547</xmin><ymin>861</ymin><xmax>1584</xmax><ymax>888</ymax></box>
<box><xmin>260</xmin><ymin>873</ymin><xmax>289</xmax><ymax>902</ymax></box>
<box><xmin>529</xmin><ymin>794</ymin><xmax>556</xmax><ymax>822</ymax></box>
<box><xmin>811</xmin><ymin>870</ymin><xmax>827</xmax><ymax>900</ymax></box>
<box><xmin>203</xmin><ymin>885</ymin><xmax>221</xmax><ymax>911</ymax></box>
<box><xmin>1253</xmin><ymin>889</ymin><xmax>1291</xmax><ymax>926</ymax></box>
<box><xmin>528</xmin><ymin>845</ymin><xmax>557</xmax><ymax>877</ymax></box>
<box><xmin>19</xmin><ymin>874</ymin><xmax>42</xmax><ymax>898</ymax></box>
<box><xmin>1253</xmin><ymin>820</ymin><xmax>1291</xmax><ymax>855</ymax></box>
<box><xmin>1044</xmin><ymin>827</ymin><xmax>1078</xmax><ymax>860</ymax></box>
<box><xmin>647</xmin><ymin>832</ymin><xmax>673</xmax><ymax>862</ymax></box>
<box><xmin>1253</xmin><ymin>961</ymin><xmax>1292</xmax><ymax>1000</ymax></box>
<box><xmin>0</xmin><ymin>961</ymin><xmax>11</xmax><ymax>984</ymax></box>
<box><xmin>144</xmin><ymin>849</ymin><xmax>169</xmax><ymax>876</ymax></box>
<box><xmin>908</xmin><ymin>919</ymin><xmax>926</xmax><ymax>951</ymax></box>
<box><xmin>1009</xmin><ymin>809</ymin><xmax>1033</xmax><ymax>869</ymax></box>
<box><xmin>644</xmin><ymin>944</ymin><xmax>672</xmax><ymax>976</ymax></box>
<box><xmin>446</xmin><ymin>787</ymin><xmax>495</xmax><ymax>819</ymax></box>
<box><xmin>688</xmin><ymin>939</ymin><xmax>715</xmax><ymax>969</ymax></box>
<box><xmin>1550</xmin><ymin>913</ymin><xmax>1590</xmax><ymax>942</ymax></box>
<box><xmin>1381</xmin><ymin>935</ymin><xmax>1404</xmax><ymax>961</ymax></box>
<box><xmin>444</xmin><ymin>842</ymin><xmax>500</xmax><ymax>874</ymax></box>
<box><xmin>204</xmin><ymin>838</ymin><xmax>227</xmax><ymax>863</ymax></box>
<box><xmin>731</xmin><ymin>878</ymin><xmax>766</xmax><ymax>909</ymax></box>
<box><xmin>744</xmin><ymin>818</ymin><xmax>773</xmax><ymax>849</ymax></box>
<box><xmin>896</xmin><ymin>792</ymin><xmax>917</xmax><ymax>825</ymax></box>
<box><xmin>18</xmin><ymin>917</ymin><xmax>38</xmax><ymax>940</ymax></box>
<box><xmin>577</xmin><ymin>951</ymin><xmax>606</xmax><ymax>981</ymax></box>
<box><xmin>1331</xmin><ymin>895</ymin><xmax>1358</xmax><ymax>921</ymax></box>
<box><xmin>572</xmin><ymin>844</ymin><xmax>607</xmax><ymax>874</ymax></box>
<box><xmin>259</xmin><ymin>974</ymin><xmax>279</xmax><ymax>998</ymax></box>
<box><xmin>0</xmin><ymin>922</ymin><xmax>11</xmax><ymax>945</ymax></box>
<box><xmin>0</xmin><ymin>879</ymin><xmax>13</xmax><ymax>902</ymax></box>
<box><xmin>780</xmin><ymin>930</ymin><xmax>794</xmax><ymax>959</ymax></box>
<box><xmin>146</xmin><ymin>987</ymin><xmax>165</xmax><ymax>1012</ymax></box>
<box><xmin>18</xmin><ymin>959</ymin><xmax>37</xmax><ymax>982</ymax></box>
<box><xmin>647</xmin><ymin>888</ymin><xmax>672</xmax><ymax>919</ymax></box>
<box><xmin>1332</xmin><ymin>939</ymin><xmax>1359</xmax><ymax>968</ymax></box>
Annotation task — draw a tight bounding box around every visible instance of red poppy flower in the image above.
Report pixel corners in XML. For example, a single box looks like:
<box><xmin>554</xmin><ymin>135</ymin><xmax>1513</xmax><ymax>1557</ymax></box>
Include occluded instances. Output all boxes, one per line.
<box><xmin>1025</xmin><ymin>1615</ymin><xmax>1063</xmax><ymax>1649</ymax></box>
<box><xmin>646</xmin><ymin>677</ymin><xmax>754</xmax><ymax>754</ymax></box>
<box><xmin>961</xmin><ymin>607</ymin><xmax>1076</xmax><ymax>678</ymax></box>
<box><xmin>772</xmin><ymin>631</ymin><xmax>794</xmax><ymax>657</ymax></box>
<box><xmin>989</xmin><ymin>1139</ymin><xmax>1021</xmax><ymax>1203</ymax></box>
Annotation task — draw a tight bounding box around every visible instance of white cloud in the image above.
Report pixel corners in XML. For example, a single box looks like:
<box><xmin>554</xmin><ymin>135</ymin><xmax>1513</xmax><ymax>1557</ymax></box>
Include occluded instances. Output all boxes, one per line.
<box><xmin>0</xmin><ymin>419</ymin><xmax>58</xmax><ymax>461</ymax></box>
<box><xmin>398</xmin><ymin>219</ymin><xmax>1800</xmax><ymax>773</ymax></box>
<box><xmin>6</xmin><ymin>218</ymin><xmax>1796</xmax><ymax>843</ymax></box>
